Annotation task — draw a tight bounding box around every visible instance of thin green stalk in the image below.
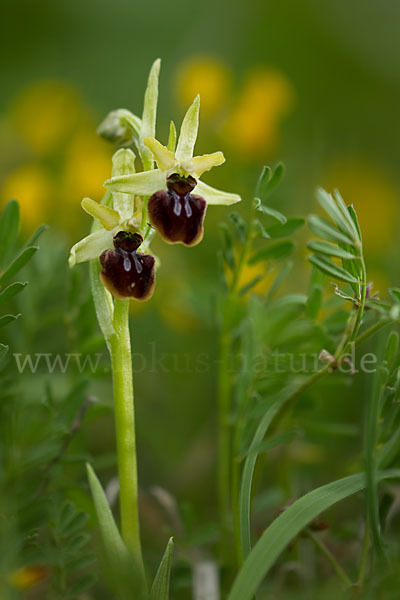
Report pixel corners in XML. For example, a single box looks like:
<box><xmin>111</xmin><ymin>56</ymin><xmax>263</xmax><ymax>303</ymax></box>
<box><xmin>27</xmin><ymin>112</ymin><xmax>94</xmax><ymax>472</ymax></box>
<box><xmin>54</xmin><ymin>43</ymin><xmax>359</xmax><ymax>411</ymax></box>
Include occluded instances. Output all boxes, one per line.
<box><xmin>357</xmin><ymin>523</ymin><xmax>370</xmax><ymax>587</ymax></box>
<box><xmin>306</xmin><ymin>529</ymin><xmax>353</xmax><ymax>588</ymax></box>
<box><xmin>355</xmin><ymin>319</ymin><xmax>391</xmax><ymax>347</ymax></box>
<box><xmin>232</xmin><ymin>429</ymin><xmax>242</xmax><ymax>567</ymax></box>
<box><xmin>350</xmin><ymin>258</ymin><xmax>367</xmax><ymax>342</ymax></box>
<box><xmin>218</xmin><ymin>331</ymin><xmax>233</xmax><ymax>560</ymax></box>
<box><xmin>109</xmin><ymin>298</ymin><xmax>144</xmax><ymax>572</ymax></box>
<box><xmin>219</xmin><ymin>216</ymin><xmax>254</xmax><ymax>561</ymax></box>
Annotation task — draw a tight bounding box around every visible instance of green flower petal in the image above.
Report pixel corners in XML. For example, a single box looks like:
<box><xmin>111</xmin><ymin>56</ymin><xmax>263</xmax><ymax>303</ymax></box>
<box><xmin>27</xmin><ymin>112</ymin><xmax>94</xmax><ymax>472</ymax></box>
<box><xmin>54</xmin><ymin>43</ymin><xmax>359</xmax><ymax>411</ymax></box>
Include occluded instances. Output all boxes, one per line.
<box><xmin>175</xmin><ymin>95</ymin><xmax>200</xmax><ymax>162</ymax></box>
<box><xmin>81</xmin><ymin>198</ymin><xmax>121</xmax><ymax>230</ymax></box>
<box><xmin>189</xmin><ymin>151</ymin><xmax>225</xmax><ymax>177</ymax></box>
<box><xmin>104</xmin><ymin>169</ymin><xmax>166</xmax><ymax>195</ymax></box>
<box><xmin>69</xmin><ymin>228</ymin><xmax>115</xmax><ymax>267</ymax></box>
<box><xmin>140</xmin><ymin>58</ymin><xmax>161</xmax><ymax>169</ymax></box>
<box><xmin>144</xmin><ymin>137</ymin><xmax>175</xmax><ymax>171</ymax></box>
<box><xmin>195</xmin><ymin>180</ymin><xmax>241</xmax><ymax>206</ymax></box>
<box><xmin>111</xmin><ymin>149</ymin><xmax>136</xmax><ymax>221</ymax></box>
<box><xmin>167</xmin><ymin>120</ymin><xmax>177</xmax><ymax>152</ymax></box>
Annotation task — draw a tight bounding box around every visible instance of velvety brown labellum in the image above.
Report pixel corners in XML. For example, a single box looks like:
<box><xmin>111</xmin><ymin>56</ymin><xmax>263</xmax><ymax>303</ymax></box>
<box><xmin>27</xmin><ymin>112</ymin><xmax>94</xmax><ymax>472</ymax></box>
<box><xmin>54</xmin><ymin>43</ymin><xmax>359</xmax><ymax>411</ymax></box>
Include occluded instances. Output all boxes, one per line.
<box><xmin>148</xmin><ymin>174</ymin><xmax>207</xmax><ymax>246</ymax></box>
<box><xmin>99</xmin><ymin>231</ymin><xmax>155</xmax><ymax>301</ymax></box>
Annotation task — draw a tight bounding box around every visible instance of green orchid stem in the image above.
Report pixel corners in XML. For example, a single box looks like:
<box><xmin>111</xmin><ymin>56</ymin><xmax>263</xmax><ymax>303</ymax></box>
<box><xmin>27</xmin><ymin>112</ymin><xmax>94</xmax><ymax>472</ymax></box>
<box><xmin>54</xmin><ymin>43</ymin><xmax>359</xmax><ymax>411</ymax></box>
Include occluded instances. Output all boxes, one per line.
<box><xmin>109</xmin><ymin>298</ymin><xmax>144</xmax><ymax>573</ymax></box>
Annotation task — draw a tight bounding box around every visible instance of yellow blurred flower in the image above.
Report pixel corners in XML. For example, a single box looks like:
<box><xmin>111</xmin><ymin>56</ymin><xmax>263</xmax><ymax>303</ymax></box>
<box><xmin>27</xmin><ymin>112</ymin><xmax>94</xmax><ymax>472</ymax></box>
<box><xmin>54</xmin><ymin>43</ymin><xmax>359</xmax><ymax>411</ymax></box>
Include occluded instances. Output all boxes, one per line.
<box><xmin>1</xmin><ymin>79</ymin><xmax>113</xmax><ymax>234</ymax></box>
<box><xmin>61</xmin><ymin>128</ymin><xmax>112</xmax><ymax>206</ymax></box>
<box><xmin>8</xmin><ymin>565</ymin><xmax>49</xmax><ymax>589</ymax></box>
<box><xmin>228</xmin><ymin>258</ymin><xmax>277</xmax><ymax>297</ymax></box>
<box><xmin>222</xmin><ymin>68</ymin><xmax>295</xmax><ymax>157</ymax></box>
<box><xmin>324</xmin><ymin>160</ymin><xmax>399</xmax><ymax>253</ymax></box>
<box><xmin>175</xmin><ymin>56</ymin><xmax>231</xmax><ymax>117</ymax></box>
<box><xmin>1</xmin><ymin>163</ymin><xmax>52</xmax><ymax>229</ymax></box>
<box><xmin>10</xmin><ymin>81</ymin><xmax>81</xmax><ymax>155</ymax></box>
<box><xmin>157</xmin><ymin>276</ymin><xmax>201</xmax><ymax>333</ymax></box>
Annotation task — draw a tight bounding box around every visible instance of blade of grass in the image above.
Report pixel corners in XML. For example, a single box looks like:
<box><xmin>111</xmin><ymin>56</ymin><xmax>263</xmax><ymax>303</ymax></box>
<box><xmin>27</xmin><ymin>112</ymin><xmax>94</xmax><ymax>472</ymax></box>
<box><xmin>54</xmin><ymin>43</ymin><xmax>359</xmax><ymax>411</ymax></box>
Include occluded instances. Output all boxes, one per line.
<box><xmin>238</xmin><ymin>383</ymin><xmax>299</xmax><ymax>563</ymax></box>
<box><xmin>228</xmin><ymin>470</ymin><xmax>400</xmax><ymax>600</ymax></box>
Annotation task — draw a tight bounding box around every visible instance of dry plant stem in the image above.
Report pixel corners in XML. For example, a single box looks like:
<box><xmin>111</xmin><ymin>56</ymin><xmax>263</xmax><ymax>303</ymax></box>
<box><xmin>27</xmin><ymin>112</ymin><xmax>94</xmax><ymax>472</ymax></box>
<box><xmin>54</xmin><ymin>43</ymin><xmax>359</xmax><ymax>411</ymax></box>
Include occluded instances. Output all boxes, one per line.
<box><xmin>306</xmin><ymin>529</ymin><xmax>353</xmax><ymax>588</ymax></box>
<box><xmin>109</xmin><ymin>297</ymin><xmax>144</xmax><ymax>572</ymax></box>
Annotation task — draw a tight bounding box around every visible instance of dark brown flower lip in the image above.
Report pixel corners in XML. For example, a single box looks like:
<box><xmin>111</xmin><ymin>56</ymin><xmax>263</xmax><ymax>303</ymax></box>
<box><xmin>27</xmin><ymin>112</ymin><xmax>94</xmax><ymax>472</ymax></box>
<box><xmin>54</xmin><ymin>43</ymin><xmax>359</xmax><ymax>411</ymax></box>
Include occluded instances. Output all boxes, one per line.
<box><xmin>99</xmin><ymin>230</ymin><xmax>155</xmax><ymax>300</ymax></box>
<box><xmin>148</xmin><ymin>189</ymin><xmax>206</xmax><ymax>247</ymax></box>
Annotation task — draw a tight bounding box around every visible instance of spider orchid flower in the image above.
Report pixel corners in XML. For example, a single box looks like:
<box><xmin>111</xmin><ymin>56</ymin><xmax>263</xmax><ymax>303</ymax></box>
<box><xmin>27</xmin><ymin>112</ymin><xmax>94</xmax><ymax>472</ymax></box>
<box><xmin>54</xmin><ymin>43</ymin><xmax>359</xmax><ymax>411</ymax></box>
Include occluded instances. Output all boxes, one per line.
<box><xmin>68</xmin><ymin>149</ymin><xmax>156</xmax><ymax>300</ymax></box>
<box><xmin>104</xmin><ymin>96</ymin><xmax>241</xmax><ymax>246</ymax></box>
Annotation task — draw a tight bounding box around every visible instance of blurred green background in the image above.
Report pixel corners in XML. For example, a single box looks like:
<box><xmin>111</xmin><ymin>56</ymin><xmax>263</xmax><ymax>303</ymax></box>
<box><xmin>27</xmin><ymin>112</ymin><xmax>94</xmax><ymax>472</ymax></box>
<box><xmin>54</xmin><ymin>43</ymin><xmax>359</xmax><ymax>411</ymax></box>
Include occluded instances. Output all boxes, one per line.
<box><xmin>1</xmin><ymin>0</ymin><xmax>400</xmax><ymax>595</ymax></box>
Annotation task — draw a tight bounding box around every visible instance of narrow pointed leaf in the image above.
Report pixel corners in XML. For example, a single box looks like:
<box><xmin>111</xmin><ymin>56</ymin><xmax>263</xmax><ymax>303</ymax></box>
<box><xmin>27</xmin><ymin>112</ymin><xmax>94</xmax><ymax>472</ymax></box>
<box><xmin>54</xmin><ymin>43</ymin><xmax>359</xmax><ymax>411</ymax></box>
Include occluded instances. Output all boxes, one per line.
<box><xmin>267</xmin><ymin>163</ymin><xmax>285</xmax><ymax>194</ymax></box>
<box><xmin>175</xmin><ymin>95</ymin><xmax>200</xmax><ymax>161</ymax></box>
<box><xmin>150</xmin><ymin>537</ymin><xmax>174</xmax><ymax>600</ymax></box>
<box><xmin>265</xmin><ymin>261</ymin><xmax>293</xmax><ymax>302</ymax></box>
<box><xmin>254</xmin><ymin>200</ymin><xmax>287</xmax><ymax>224</ymax></box>
<box><xmin>239</xmin><ymin>274</ymin><xmax>264</xmax><ymax>297</ymax></box>
<box><xmin>0</xmin><ymin>313</ymin><xmax>20</xmax><ymax>328</ymax></box>
<box><xmin>267</xmin><ymin>217</ymin><xmax>305</xmax><ymax>238</ymax></box>
<box><xmin>229</xmin><ymin>470</ymin><xmax>400</xmax><ymax>600</ymax></box>
<box><xmin>256</xmin><ymin>163</ymin><xmax>284</xmax><ymax>200</ymax></box>
<box><xmin>389</xmin><ymin>288</ymin><xmax>400</xmax><ymax>305</ymax></box>
<box><xmin>239</xmin><ymin>385</ymin><xmax>297</xmax><ymax>561</ymax></box>
<box><xmin>316</xmin><ymin>188</ymin><xmax>357</xmax><ymax>240</ymax></box>
<box><xmin>306</xmin><ymin>284</ymin><xmax>323</xmax><ymax>319</ymax></box>
<box><xmin>385</xmin><ymin>331</ymin><xmax>398</xmax><ymax>365</ymax></box>
<box><xmin>219</xmin><ymin>223</ymin><xmax>235</xmax><ymax>270</ymax></box>
<box><xmin>86</xmin><ymin>464</ymin><xmax>147</xmax><ymax>598</ymax></box>
<box><xmin>253</xmin><ymin>219</ymin><xmax>271</xmax><ymax>239</ymax></box>
<box><xmin>255</xmin><ymin>166</ymin><xmax>271</xmax><ymax>199</ymax></box>
<box><xmin>308</xmin><ymin>255</ymin><xmax>359</xmax><ymax>284</ymax></box>
<box><xmin>308</xmin><ymin>215</ymin><xmax>355</xmax><ymax>246</ymax></box>
<box><xmin>86</xmin><ymin>464</ymin><xmax>127</xmax><ymax>559</ymax></box>
<box><xmin>0</xmin><ymin>200</ymin><xmax>19</xmax><ymax>269</ymax></box>
<box><xmin>0</xmin><ymin>282</ymin><xmax>27</xmax><ymax>305</ymax></box>
<box><xmin>347</xmin><ymin>204</ymin><xmax>362</xmax><ymax>242</ymax></box>
<box><xmin>23</xmin><ymin>224</ymin><xmax>47</xmax><ymax>249</ymax></box>
<box><xmin>0</xmin><ymin>343</ymin><xmax>8</xmax><ymax>361</ymax></box>
<box><xmin>229</xmin><ymin>212</ymin><xmax>247</xmax><ymax>242</ymax></box>
<box><xmin>248</xmin><ymin>241</ymin><xmax>294</xmax><ymax>264</ymax></box>
<box><xmin>307</xmin><ymin>241</ymin><xmax>358</xmax><ymax>260</ymax></box>
<box><xmin>334</xmin><ymin>190</ymin><xmax>361</xmax><ymax>240</ymax></box>
<box><xmin>0</xmin><ymin>247</ymin><xmax>38</xmax><ymax>286</ymax></box>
